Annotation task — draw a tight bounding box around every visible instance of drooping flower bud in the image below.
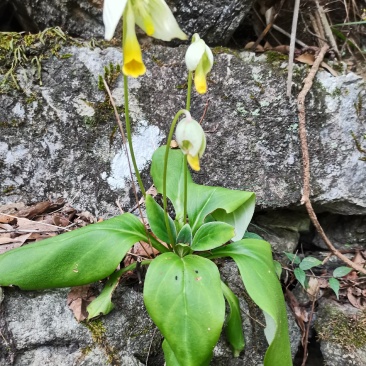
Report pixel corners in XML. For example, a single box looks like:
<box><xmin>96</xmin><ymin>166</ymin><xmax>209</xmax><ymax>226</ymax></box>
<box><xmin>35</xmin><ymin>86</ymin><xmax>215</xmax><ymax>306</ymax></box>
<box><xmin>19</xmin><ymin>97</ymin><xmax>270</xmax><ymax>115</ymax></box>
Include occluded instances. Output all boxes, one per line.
<box><xmin>176</xmin><ymin>117</ymin><xmax>206</xmax><ymax>171</ymax></box>
<box><xmin>185</xmin><ymin>33</ymin><xmax>214</xmax><ymax>94</ymax></box>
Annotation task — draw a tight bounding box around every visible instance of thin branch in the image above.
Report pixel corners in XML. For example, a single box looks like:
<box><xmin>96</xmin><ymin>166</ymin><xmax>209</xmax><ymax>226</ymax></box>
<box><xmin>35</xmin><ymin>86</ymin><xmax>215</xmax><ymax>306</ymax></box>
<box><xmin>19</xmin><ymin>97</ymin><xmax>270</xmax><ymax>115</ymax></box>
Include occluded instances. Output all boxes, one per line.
<box><xmin>297</xmin><ymin>44</ymin><xmax>366</xmax><ymax>275</ymax></box>
<box><xmin>301</xmin><ymin>289</ymin><xmax>317</xmax><ymax>366</ymax></box>
<box><xmin>286</xmin><ymin>0</ymin><xmax>301</xmax><ymax>97</ymax></box>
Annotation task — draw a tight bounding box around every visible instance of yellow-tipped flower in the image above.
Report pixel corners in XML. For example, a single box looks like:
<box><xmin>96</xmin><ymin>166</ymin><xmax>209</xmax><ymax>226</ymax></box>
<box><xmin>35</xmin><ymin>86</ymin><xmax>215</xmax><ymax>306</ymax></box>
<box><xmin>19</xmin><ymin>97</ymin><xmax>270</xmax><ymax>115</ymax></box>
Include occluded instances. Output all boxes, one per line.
<box><xmin>123</xmin><ymin>1</ymin><xmax>146</xmax><ymax>77</ymax></box>
<box><xmin>176</xmin><ymin>117</ymin><xmax>206</xmax><ymax>171</ymax></box>
<box><xmin>185</xmin><ymin>34</ymin><xmax>214</xmax><ymax>94</ymax></box>
<box><xmin>103</xmin><ymin>0</ymin><xmax>187</xmax><ymax>77</ymax></box>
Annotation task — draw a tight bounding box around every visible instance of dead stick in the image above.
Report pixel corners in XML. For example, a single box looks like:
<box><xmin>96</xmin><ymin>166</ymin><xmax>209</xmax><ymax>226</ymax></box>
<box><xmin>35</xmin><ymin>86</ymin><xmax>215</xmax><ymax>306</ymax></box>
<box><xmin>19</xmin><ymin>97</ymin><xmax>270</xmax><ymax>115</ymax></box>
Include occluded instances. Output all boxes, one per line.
<box><xmin>297</xmin><ymin>44</ymin><xmax>366</xmax><ymax>275</ymax></box>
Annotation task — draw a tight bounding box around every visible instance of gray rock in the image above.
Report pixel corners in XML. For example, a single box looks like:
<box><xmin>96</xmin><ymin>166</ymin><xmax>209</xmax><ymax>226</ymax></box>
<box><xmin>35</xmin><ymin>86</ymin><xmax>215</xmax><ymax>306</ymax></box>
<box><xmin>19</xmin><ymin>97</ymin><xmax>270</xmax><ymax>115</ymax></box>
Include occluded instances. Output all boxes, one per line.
<box><xmin>12</xmin><ymin>0</ymin><xmax>105</xmax><ymax>39</ymax></box>
<box><xmin>250</xmin><ymin>210</ymin><xmax>311</xmax><ymax>253</ymax></box>
<box><xmin>11</xmin><ymin>0</ymin><xmax>254</xmax><ymax>45</ymax></box>
<box><xmin>168</xmin><ymin>0</ymin><xmax>254</xmax><ymax>44</ymax></box>
<box><xmin>313</xmin><ymin>213</ymin><xmax>366</xmax><ymax>250</ymax></box>
<box><xmin>1</xmin><ymin>44</ymin><xmax>365</xmax><ymax>217</ymax></box>
<box><xmin>315</xmin><ymin>298</ymin><xmax>366</xmax><ymax>366</ymax></box>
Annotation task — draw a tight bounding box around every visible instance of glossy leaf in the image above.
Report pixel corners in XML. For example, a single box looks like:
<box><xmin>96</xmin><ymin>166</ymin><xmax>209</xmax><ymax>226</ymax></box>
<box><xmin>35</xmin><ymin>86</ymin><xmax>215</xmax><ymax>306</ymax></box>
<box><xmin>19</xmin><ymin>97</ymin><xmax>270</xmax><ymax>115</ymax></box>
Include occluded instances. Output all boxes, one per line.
<box><xmin>151</xmin><ymin>147</ymin><xmax>192</xmax><ymax>224</ymax></box>
<box><xmin>294</xmin><ymin>268</ymin><xmax>306</xmax><ymax>288</ymax></box>
<box><xmin>191</xmin><ymin>222</ymin><xmax>235</xmax><ymax>251</ymax></box>
<box><xmin>0</xmin><ymin>214</ymin><xmax>148</xmax><ymax>290</ymax></box>
<box><xmin>243</xmin><ymin>231</ymin><xmax>264</xmax><ymax>240</ymax></box>
<box><xmin>176</xmin><ymin>223</ymin><xmax>192</xmax><ymax>245</ymax></box>
<box><xmin>284</xmin><ymin>252</ymin><xmax>301</xmax><ymax>265</ymax></box>
<box><xmin>151</xmin><ymin>146</ymin><xmax>255</xmax><ymax>239</ymax></box>
<box><xmin>273</xmin><ymin>260</ymin><xmax>283</xmax><ymax>279</ymax></box>
<box><xmin>221</xmin><ymin>281</ymin><xmax>245</xmax><ymax>357</ymax></box>
<box><xmin>146</xmin><ymin>194</ymin><xmax>176</xmax><ymax>245</ymax></box>
<box><xmin>208</xmin><ymin>239</ymin><xmax>292</xmax><ymax>366</ymax></box>
<box><xmin>333</xmin><ymin>266</ymin><xmax>352</xmax><ymax>278</ymax></box>
<box><xmin>162</xmin><ymin>339</ymin><xmax>181</xmax><ymax>366</ymax></box>
<box><xmin>329</xmin><ymin>277</ymin><xmax>340</xmax><ymax>299</ymax></box>
<box><xmin>299</xmin><ymin>256</ymin><xmax>322</xmax><ymax>270</ymax></box>
<box><xmin>144</xmin><ymin>252</ymin><xmax>225</xmax><ymax>366</ymax></box>
<box><xmin>87</xmin><ymin>260</ymin><xmax>151</xmax><ymax>319</ymax></box>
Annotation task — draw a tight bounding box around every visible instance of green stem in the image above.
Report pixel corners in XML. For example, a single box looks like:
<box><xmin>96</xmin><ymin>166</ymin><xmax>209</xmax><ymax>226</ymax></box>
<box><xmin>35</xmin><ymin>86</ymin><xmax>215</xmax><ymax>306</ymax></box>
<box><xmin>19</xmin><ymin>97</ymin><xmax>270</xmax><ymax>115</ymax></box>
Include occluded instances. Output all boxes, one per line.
<box><xmin>183</xmin><ymin>154</ymin><xmax>188</xmax><ymax>224</ymax></box>
<box><xmin>163</xmin><ymin>109</ymin><xmax>188</xmax><ymax>248</ymax></box>
<box><xmin>183</xmin><ymin>71</ymin><xmax>193</xmax><ymax>225</ymax></box>
<box><xmin>123</xmin><ymin>78</ymin><xmax>146</xmax><ymax>198</ymax></box>
<box><xmin>186</xmin><ymin>71</ymin><xmax>193</xmax><ymax>111</ymax></box>
<box><xmin>122</xmin><ymin>11</ymin><xmax>146</xmax><ymax>198</ymax></box>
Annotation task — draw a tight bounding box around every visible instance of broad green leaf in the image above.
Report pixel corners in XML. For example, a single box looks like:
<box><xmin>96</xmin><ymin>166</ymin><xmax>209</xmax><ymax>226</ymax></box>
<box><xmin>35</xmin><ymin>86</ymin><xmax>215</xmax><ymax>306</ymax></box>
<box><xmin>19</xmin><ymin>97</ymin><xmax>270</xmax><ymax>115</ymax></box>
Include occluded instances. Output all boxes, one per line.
<box><xmin>333</xmin><ymin>266</ymin><xmax>352</xmax><ymax>278</ymax></box>
<box><xmin>208</xmin><ymin>239</ymin><xmax>292</xmax><ymax>366</ymax></box>
<box><xmin>294</xmin><ymin>268</ymin><xmax>306</xmax><ymax>288</ymax></box>
<box><xmin>87</xmin><ymin>260</ymin><xmax>151</xmax><ymax>319</ymax></box>
<box><xmin>87</xmin><ymin>270</ymin><xmax>120</xmax><ymax>319</ymax></box>
<box><xmin>144</xmin><ymin>252</ymin><xmax>225</xmax><ymax>366</ymax></box>
<box><xmin>284</xmin><ymin>252</ymin><xmax>301</xmax><ymax>265</ymax></box>
<box><xmin>299</xmin><ymin>256</ymin><xmax>322</xmax><ymax>270</ymax></box>
<box><xmin>162</xmin><ymin>339</ymin><xmax>181</xmax><ymax>366</ymax></box>
<box><xmin>151</xmin><ymin>147</ymin><xmax>193</xmax><ymax>223</ymax></box>
<box><xmin>176</xmin><ymin>223</ymin><xmax>192</xmax><ymax>245</ymax></box>
<box><xmin>329</xmin><ymin>278</ymin><xmax>340</xmax><ymax>299</ymax></box>
<box><xmin>221</xmin><ymin>281</ymin><xmax>245</xmax><ymax>357</ymax></box>
<box><xmin>273</xmin><ymin>260</ymin><xmax>283</xmax><ymax>279</ymax></box>
<box><xmin>244</xmin><ymin>231</ymin><xmax>264</xmax><ymax>240</ymax></box>
<box><xmin>0</xmin><ymin>214</ymin><xmax>148</xmax><ymax>290</ymax></box>
<box><xmin>191</xmin><ymin>222</ymin><xmax>235</xmax><ymax>251</ymax></box>
<box><xmin>145</xmin><ymin>194</ymin><xmax>176</xmax><ymax>245</ymax></box>
<box><xmin>151</xmin><ymin>146</ymin><xmax>255</xmax><ymax>240</ymax></box>
<box><xmin>189</xmin><ymin>184</ymin><xmax>255</xmax><ymax>239</ymax></box>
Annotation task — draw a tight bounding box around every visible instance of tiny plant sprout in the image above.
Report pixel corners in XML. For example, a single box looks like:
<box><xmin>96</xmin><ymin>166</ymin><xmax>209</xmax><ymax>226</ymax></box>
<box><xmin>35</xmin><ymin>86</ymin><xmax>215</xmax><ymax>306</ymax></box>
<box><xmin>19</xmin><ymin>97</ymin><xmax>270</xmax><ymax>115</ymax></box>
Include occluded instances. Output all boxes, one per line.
<box><xmin>103</xmin><ymin>0</ymin><xmax>187</xmax><ymax>77</ymax></box>
<box><xmin>176</xmin><ymin>115</ymin><xmax>206</xmax><ymax>171</ymax></box>
<box><xmin>185</xmin><ymin>33</ymin><xmax>214</xmax><ymax>94</ymax></box>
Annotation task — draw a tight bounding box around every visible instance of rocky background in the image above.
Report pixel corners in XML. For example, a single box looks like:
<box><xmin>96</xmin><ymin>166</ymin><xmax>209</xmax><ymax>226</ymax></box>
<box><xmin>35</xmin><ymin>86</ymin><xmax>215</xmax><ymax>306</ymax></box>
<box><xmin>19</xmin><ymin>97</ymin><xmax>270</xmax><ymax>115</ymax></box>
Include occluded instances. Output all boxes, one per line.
<box><xmin>1</xmin><ymin>0</ymin><xmax>366</xmax><ymax>365</ymax></box>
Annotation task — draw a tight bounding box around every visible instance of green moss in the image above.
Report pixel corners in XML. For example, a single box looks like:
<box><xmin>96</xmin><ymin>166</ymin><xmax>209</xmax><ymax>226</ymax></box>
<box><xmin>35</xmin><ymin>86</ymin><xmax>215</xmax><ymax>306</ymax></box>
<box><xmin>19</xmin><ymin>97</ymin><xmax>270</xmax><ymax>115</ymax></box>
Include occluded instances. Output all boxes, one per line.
<box><xmin>316</xmin><ymin>306</ymin><xmax>366</xmax><ymax>350</ymax></box>
<box><xmin>331</xmin><ymin>87</ymin><xmax>342</xmax><ymax>97</ymax></box>
<box><xmin>265</xmin><ymin>50</ymin><xmax>288</xmax><ymax>65</ymax></box>
<box><xmin>85</xmin><ymin>319</ymin><xmax>121</xmax><ymax>365</ymax></box>
<box><xmin>212</xmin><ymin>46</ymin><xmax>240</xmax><ymax>58</ymax></box>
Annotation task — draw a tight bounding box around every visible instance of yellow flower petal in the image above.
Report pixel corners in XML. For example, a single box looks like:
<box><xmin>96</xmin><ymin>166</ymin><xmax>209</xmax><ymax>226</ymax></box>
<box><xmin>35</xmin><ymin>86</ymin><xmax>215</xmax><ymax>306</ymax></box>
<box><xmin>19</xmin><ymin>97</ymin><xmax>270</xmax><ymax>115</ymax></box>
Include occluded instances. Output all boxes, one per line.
<box><xmin>187</xmin><ymin>154</ymin><xmax>200</xmax><ymax>171</ymax></box>
<box><xmin>123</xmin><ymin>1</ymin><xmax>146</xmax><ymax>78</ymax></box>
<box><xmin>194</xmin><ymin>62</ymin><xmax>207</xmax><ymax>94</ymax></box>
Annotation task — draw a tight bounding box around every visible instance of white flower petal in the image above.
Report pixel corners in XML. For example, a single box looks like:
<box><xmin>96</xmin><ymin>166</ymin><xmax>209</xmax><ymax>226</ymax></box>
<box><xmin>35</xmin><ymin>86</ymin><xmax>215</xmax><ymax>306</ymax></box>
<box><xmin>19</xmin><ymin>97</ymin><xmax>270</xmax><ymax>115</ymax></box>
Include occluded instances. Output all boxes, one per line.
<box><xmin>204</xmin><ymin>45</ymin><xmax>214</xmax><ymax>72</ymax></box>
<box><xmin>134</xmin><ymin>0</ymin><xmax>187</xmax><ymax>41</ymax></box>
<box><xmin>103</xmin><ymin>0</ymin><xmax>128</xmax><ymax>40</ymax></box>
<box><xmin>176</xmin><ymin>118</ymin><xmax>205</xmax><ymax>157</ymax></box>
<box><xmin>185</xmin><ymin>39</ymin><xmax>206</xmax><ymax>71</ymax></box>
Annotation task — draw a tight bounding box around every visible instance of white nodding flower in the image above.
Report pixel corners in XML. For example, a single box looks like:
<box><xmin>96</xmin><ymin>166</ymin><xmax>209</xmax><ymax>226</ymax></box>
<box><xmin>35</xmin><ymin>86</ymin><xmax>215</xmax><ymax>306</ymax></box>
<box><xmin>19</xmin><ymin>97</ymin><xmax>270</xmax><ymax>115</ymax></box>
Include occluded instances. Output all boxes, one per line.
<box><xmin>176</xmin><ymin>117</ymin><xmax>206</xmax><ymax>171</ymax></box>
<box><xmin>103</xmin><ymin>0</ymin><xmax>187</xmax><ymax>77</ymax></box>
<box><xmin>104</xmin><ymin>0</ymin><xmax>187</xmax><ymax>42</ymax></box>
<box><xmin>185</xmin><ymin>33</ymin><xmax>214</xmax><ymax>94</ymax></box>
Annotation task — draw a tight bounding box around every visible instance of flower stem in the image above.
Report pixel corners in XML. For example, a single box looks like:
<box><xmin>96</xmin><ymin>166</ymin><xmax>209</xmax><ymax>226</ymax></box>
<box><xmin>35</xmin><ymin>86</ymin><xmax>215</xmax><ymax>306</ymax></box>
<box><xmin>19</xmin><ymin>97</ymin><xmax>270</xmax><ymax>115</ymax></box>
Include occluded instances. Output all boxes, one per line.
<box><xmin>186</xmin><ymin>71</ymin><xmax>193</xmax><ymax>111</ymax></box>
<box><xmin>183</xmin><ymin>71</ymin><xmax>193</xmax><ymax>224</ymax></box>
<box><xmin>123</xmin><ymin>77</ymin><xmax>146</xmax><ymax>198</ymax></box>
<box><xmin>163</xmin><ymin>109</ymin><xmax>188</xmax><ymax>248</ymax></box>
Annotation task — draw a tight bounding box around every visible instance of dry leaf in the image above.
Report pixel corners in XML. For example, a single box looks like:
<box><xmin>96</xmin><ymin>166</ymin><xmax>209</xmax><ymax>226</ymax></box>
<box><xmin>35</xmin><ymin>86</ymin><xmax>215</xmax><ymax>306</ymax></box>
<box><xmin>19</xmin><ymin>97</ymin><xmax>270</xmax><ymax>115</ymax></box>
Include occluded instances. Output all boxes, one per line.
<box><xmin>306</xmin><ymin>276</ymin><xmax>320</xmax><ymax>300</ymax></box>
<box><xmin>0</xmin><ymin>214</ymin><xmax>17</xmax><ymax>225</ymax></box>
<box><xmin>0</xmin><ymin>233</ymin><xmax>31</xmax><ymax>254</ymax></box>
<box><xmin>67</xmin><ymin>285</ymin><xmax>96</xmax><ymax>322</ymax></box>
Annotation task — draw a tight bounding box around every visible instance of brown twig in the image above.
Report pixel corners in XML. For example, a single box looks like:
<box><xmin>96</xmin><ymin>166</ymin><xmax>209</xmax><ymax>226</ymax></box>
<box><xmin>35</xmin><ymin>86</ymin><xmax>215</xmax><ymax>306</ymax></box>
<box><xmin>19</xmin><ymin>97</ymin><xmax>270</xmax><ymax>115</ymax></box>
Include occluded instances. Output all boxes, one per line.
<box><xmin>251</xmin><ymin>0</ymin><xmax>286</xmax><ymax>51</ymax></box>
<box><xmin>301</xmin><ymin>289</ymin><xmax>317</xmax><ymax>366</ymax></box>
<box><xmin>297</xmin><ymin>44</ymin><xmax>366</xmax><ymax>275</ymax></box>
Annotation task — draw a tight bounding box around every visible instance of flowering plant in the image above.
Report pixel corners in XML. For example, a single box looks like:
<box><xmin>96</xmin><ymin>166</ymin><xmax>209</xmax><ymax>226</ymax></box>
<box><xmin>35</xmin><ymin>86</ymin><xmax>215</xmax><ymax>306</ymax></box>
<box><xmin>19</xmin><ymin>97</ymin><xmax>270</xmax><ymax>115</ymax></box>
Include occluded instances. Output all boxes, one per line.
<box><xmin>0</xmin><ymin>2</ymin><xmax>292</xmax><ymax>365</ymax></box>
